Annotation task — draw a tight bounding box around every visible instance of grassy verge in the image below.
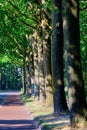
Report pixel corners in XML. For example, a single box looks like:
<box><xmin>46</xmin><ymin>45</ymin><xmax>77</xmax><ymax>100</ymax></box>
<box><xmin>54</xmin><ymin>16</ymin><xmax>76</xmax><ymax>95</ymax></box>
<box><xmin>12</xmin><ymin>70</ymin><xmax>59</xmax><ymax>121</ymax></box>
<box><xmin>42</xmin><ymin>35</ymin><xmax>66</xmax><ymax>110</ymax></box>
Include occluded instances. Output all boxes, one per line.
<box><xmin>20</xmin><ymin>92</ymin><xmax>70</xmax><ymax>130</ymax></box>
<box><xmin>20</xmin><ymin>93</ymin><xmax>87</xmax><ymax>130</ymax></box>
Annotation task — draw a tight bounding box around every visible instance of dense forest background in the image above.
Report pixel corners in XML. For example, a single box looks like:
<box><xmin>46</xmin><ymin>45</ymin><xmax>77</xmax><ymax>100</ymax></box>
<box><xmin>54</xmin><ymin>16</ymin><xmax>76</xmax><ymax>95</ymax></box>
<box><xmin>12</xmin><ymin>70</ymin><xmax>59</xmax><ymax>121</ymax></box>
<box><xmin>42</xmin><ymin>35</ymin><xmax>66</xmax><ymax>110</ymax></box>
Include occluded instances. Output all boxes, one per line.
<box><xmin>0</xmin><ymin>0</ymin><xmax>87</xmax><ymax>127</ymax></box>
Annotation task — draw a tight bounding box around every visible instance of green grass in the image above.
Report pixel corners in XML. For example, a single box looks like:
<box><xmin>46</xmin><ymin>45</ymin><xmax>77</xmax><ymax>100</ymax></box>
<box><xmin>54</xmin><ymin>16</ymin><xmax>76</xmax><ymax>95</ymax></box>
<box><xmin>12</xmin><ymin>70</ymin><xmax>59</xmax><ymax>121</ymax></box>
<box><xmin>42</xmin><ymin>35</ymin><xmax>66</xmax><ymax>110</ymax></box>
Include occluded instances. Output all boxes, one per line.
<box><xmin>20</xmin><ymin>93</ymin><xmax>87</xmax><ymax>130</ymax></box>
<box><xmin>20</xmin><ymin>92</ymin><xmax>70</xmax><ymax>130</ymax></box>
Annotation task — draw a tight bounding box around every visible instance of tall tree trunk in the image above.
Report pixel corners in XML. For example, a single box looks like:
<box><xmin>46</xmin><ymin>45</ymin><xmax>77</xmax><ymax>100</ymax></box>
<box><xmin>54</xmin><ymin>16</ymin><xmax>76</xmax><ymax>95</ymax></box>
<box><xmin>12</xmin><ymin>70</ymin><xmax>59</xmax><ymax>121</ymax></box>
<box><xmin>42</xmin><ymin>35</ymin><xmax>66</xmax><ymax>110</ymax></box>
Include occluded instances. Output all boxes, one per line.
<box><xmin>52</xmin><ymin>0</ymin><xmax>68</xmax><ymax>115</ymax></box>
<box><xmin>43</xmin><ymin>30</ymin><xmax>53</xmax><ymax>106</ymax></box>
<box><xmin>6</xmin><ymin>70</ymin><xmax>8</xmax><ymax>89</ymax></box>
<box><xmin>27</xmin><ymin>52</ymin><xmax>34</xmax><ymax>96</ymax></box>
<box><xmin>37</xmin><ymin>0</ymin><xmax>46</xmax><ymax>102</ymax></box>
<box><xmin>23</xmin><ymin>58</ymin><xmax>27</xmax><ymax>94</ymax></box>
<box><xmin>41</xmin><ymin>0</ymin><xmax>53</xmax><ymax>106</ymax></box>
<box><xmin>38</xmin><ymin>36</ymin><xmax>46</xmax><ymax>102</ymax></box>
<box><xmin>13</xmin><ymin>66</ymin><xmax>16</xmax><ymax>89</ymax></box>
<box><xmin>26</xmin><ymin>64</ymin><xmax>31</xmax><ymax>95</ymax></box>
<box><xmin>32</xmin><ymin>32</ymin><xmax>40</xmax><ymax>100</ymax></box>
<box><xmin>62</xmin><ymin>0</ymin><xmax>87</xmax><ymax>126</ymax></box>
<box><xmin>0</xmin><ymin>72</ymin><xmax>1</xmax><ymax>90</ymax></box>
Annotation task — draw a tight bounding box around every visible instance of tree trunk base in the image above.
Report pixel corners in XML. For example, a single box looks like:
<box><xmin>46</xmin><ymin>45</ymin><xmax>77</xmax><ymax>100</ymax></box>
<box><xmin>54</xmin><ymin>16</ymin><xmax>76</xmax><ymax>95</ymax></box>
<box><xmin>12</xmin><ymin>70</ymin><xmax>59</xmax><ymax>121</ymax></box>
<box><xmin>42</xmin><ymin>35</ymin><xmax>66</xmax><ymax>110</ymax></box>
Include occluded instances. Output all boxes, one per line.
<box><xmin>70</xmin><ymin>110</ymin><xmax>87</xmax><ymax>128</ymax></box>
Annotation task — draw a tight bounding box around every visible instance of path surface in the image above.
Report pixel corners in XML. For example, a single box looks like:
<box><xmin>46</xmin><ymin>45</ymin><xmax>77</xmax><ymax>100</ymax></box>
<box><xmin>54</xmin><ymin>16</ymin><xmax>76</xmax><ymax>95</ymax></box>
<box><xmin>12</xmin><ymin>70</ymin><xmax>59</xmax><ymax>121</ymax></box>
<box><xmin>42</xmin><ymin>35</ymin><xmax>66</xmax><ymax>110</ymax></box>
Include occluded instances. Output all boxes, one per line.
<box><xmin>0</xmin><ymin>91</ymin><xmax>40</xmax><ymax>130</ymax></box>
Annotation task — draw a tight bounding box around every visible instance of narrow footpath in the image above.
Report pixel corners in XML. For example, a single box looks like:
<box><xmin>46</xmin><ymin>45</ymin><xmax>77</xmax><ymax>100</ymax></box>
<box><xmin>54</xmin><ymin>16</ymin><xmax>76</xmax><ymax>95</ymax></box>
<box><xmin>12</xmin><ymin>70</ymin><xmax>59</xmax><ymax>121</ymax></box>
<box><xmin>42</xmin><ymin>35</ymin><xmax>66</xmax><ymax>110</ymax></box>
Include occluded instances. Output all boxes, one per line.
<box><xmin>0</xmin><ymin>91</ymin><xmax>41</xmax><ymax>130</ymax></box>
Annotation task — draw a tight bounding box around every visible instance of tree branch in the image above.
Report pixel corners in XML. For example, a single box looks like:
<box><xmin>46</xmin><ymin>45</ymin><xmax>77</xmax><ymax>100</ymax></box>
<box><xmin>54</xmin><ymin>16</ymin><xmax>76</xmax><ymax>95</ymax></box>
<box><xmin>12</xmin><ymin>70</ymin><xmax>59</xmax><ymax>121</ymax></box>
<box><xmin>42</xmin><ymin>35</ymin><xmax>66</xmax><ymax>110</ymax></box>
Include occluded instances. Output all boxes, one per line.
<box><xmin>6</xmin><ymin>0</ymin><xmax>40</xmax><ymax>24</ymax></box>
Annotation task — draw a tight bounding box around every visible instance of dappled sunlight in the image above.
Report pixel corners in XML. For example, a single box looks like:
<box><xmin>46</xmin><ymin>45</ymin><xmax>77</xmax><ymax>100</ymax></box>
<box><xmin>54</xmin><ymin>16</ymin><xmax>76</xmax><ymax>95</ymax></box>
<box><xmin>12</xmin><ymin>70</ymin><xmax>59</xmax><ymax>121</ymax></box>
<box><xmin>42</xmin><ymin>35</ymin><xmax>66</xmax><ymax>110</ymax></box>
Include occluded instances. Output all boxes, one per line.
<box><xmin>63</xmin><ymin>0</ymin><xmax>78</xmax><ymax>19</ymax></box>
<box><xmin>63</xmin><ymin>19</ymin><xmax>68</xmax><ymax>30</ymax></box>
<box><xmin>68</xmin><ymin>66</ymin><xmax>81</xmax><ymax>85</ymax></box>
<box><xmin>68</xmin><ymin>87</ymin><xmax>76</xmax><ymax>109</ymax></box>
<box><xmin>65</xmin><ymin>50</ymin><xmax>74</xmax><ymax>60</ymax></box>
<box><xmin>41</xmin><ymin>19</ymin><xmax>48</xmax><ymax>28</ymax></box>
<box><xmin>71</xmin><ymin>7</ymin><xmax>77</xmax><ymax>18</ymax></box>
<box><xmin>32</xmin><ymin>31</ymin><xmax>37</xmax><ymax>38</ymax></box>
<box><xmin>0</xmin><ymin>3</ymin><xmax>3</xmax><ymax>6</ymax></box>
<box><xmin>57</xmin><ymin>79</ymin><xmax>63</xmax><ymax>85</ymax></box>
<box><xmin>70</xmin><ymin>2</ymin><xmax>78</xmax><ymax>18</ymax></box>
<box><xmin>64</xmin><ymin>48</ymin><xmax>80</xmax><ymax>66</ymax></box>
<box><xmin>36</xmin><ymin>113</ymin><xmax>69</xmax><ymax>130</ymax></box>
<box><xmin>45</xmin><ymin>74</ymin><xmax>52</xmax><ymax>87</ymax></box>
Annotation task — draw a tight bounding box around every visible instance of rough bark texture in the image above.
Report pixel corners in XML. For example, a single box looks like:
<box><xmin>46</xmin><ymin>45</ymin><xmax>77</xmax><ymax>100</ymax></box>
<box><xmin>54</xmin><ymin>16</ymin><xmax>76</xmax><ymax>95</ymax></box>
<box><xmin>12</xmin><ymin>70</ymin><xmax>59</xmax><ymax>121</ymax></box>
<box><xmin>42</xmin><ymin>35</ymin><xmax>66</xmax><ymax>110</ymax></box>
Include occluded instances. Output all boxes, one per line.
<box><xmin>26</xmin><ymin>64</ymin><xmax>31</xmax><ymax>96</ymax></box>
<box><xmin>36</xmin><ymin>4</ymin><xmax>46</xmax><ymax>102</ymax></box>
<box><xmin>0</xmin><ymin>72</ymin><xmax>1</xmax><ymax>89</ymax></box>
<box><xmin>62</xmin><ymin>0</ymin><xmax>87</xmax><ymax>126</ymax></box>
<box><xmin>43</xmin><ymin>34</ymin><xmax>53</xmax><ymax>106</ymax></box>
<box><xmin>32</xmin><ymin>32</ymin><xmax>39</xmax><ymax>100</ymax></box>
<box><xmin>41</xmin><ymin>0</ymin><xmax>53</xmax><ymax>106</ymax></box>
<box><xmin>52</xmin><ymin>0</ymin><xmax>68</xmax><ymax>115</ymax></box>
<box><xmin>38</xmin><ymin>37</ymin><xmax>46</xmax><ymax>102</ymax></box>
<box><xmin>23</xmin><ymin>58</ymin><xmax>26</xmax><ymax>94</ymax></box>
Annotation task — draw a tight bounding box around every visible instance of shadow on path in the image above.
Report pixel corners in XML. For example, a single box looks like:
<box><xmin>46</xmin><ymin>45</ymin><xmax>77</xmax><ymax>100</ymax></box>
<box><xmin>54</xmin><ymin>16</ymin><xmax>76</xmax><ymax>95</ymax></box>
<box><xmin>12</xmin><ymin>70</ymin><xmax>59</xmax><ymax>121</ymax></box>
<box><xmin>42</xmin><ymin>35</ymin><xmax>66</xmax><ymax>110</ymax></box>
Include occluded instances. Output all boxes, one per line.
<box><xmin>0</xmin><ymin>120</ymin><xmax>37</xmax><ymax>130</ymax></box>
<box><xmin>0</xmin><ymin>91</ymin><xmax>40</xmax><ymax>130</ymax></box>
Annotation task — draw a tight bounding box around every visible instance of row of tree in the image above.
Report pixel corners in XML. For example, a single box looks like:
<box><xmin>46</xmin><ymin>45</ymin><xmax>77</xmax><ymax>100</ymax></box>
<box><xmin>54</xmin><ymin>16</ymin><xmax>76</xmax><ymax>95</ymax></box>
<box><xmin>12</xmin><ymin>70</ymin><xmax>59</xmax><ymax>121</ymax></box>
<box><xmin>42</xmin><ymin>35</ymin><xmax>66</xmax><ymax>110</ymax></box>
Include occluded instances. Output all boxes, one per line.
<box><xmin>0</xmin><ymin>0</ymin><xmax>87</xmax><ymax>126</ymax></box>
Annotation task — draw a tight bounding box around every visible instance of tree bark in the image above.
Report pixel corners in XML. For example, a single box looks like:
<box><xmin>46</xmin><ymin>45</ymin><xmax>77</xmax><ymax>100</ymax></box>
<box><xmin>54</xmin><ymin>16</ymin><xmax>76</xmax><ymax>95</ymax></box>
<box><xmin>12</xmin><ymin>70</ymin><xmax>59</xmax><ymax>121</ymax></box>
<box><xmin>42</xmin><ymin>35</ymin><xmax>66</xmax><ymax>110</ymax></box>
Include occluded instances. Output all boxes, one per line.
<box><xmin>62</xmin><ymin>0</ymin><xmax>87</xmax><ymax>126</ymax></box>
<box><xmin>41</xmin><ymin>0</ymin><xmax>53</xmax><ymax>106</ymax></box>
<box><xmin>0</xmin><ymin>72</ymin><xmax>1</xmax><ymax>90</ymax></box>
<box><xmin>52</xmin><ymin>0</ymin><xmax>68</xmax><ymax>115</ymax></box>
<box><xmin>32</xmin><ymin>32</ymin><xmax>40</xmax><ymax>100</ymax></box>
<box><xmin>38</xmin><ymin>37</ymin><xmax>46</xmax><ymax>102</ymax></box>
<box><xmin>23</xmin><ymin>58</ymin><xmax>27</xmax><ymax>94</ymax></box>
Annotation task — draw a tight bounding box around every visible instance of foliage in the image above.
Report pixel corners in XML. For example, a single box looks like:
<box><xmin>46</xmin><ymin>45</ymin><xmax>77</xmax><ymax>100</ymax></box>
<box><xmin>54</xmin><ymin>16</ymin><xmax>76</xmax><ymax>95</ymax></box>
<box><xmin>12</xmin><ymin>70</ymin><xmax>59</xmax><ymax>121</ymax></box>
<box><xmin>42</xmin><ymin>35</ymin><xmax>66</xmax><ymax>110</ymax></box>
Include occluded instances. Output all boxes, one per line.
<box><xmin>0</xmin><ymin>56</ymin><xmax>22</xmax><ymax>90</ymax></box>
<box><xmin>80</xmin><ymin>0</ymin><xmax>87</xmax><ymax>95</ymax></box>
<box><xmin>0</xmin><ymin>0</ymin><xmax>41</xmax><ymax>91</ymax></box>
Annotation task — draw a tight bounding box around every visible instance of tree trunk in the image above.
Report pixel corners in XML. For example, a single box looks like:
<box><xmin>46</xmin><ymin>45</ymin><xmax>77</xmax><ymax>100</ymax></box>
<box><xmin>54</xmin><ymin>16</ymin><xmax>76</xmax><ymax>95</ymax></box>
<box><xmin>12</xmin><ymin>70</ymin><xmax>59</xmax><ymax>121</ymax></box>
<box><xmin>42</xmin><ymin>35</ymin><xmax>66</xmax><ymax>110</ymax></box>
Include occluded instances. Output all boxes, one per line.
<box><xmin>6</xmin><ymin>70</ymin><xmax>8</xmax><ymax>89</ymax></box>
<box><xmin>38</xmin><ymin>37</ymin><xmax>46</xmax><ymax>102</ymax></box>
<box><xmin>0</xmin><ymin>72</ymin><xmax>1</xmax><ymax>90</ymax></box>
<box><xmin>32</xmin><ymin>32</ymin><xmax>40</xmax><ymax>100</ymax></box>
<box><xmin>23</xmin><ymin>58</ymin><xmax>27</xmax><ymax>94</ymax></box>
<box><xmin>41</xmin><ymin>0</ymin><xmax>53</xmax><ymax>106</ymax></box>
<box><xmin>62</xmin><ymin>0</ymin><xmax>87</xmax><ymax>126</ymax></box>
<box><xmin>36</xmin><ymin>5</ymin><xmax>46</xmax><ymax>102</ymax></box>
<box><xmin>27</xmin><ymin>52</ymin><xmax>34</xmax><ymax>96</ymax></box>
<box><xmin>26</xmin><ymin>64</ymin><xmax>31</xmax><ymax>95</ymax></box>
<box><xmin>43</xmin><ymin>31</ymin><xmax>53</xmax><ymax>106</ymax></box>
<box><xmin>13</xmin><ymin>66</ymin><xmax>16</xmax><ymax>89</ymax></box>
<box><xmin>52</xmin><ymin>0</ymin><xmax>68</xmax><ymax>115</ymax></box>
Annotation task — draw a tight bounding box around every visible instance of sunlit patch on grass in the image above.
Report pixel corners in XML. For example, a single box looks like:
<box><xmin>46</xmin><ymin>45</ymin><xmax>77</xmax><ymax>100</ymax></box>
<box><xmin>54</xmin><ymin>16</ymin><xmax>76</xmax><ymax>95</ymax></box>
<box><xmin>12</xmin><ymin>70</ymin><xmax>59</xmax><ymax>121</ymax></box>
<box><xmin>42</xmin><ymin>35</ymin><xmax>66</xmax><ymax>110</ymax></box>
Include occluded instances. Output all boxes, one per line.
<box><xmin>20</xmin><ymin>93</ymin><xmax>70</xmax><ymax>130</ymax></box>
<box><xmin>20</xmin><ymin>93</ymin><xmax>87</xmax><ymax>130</ymax></box>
